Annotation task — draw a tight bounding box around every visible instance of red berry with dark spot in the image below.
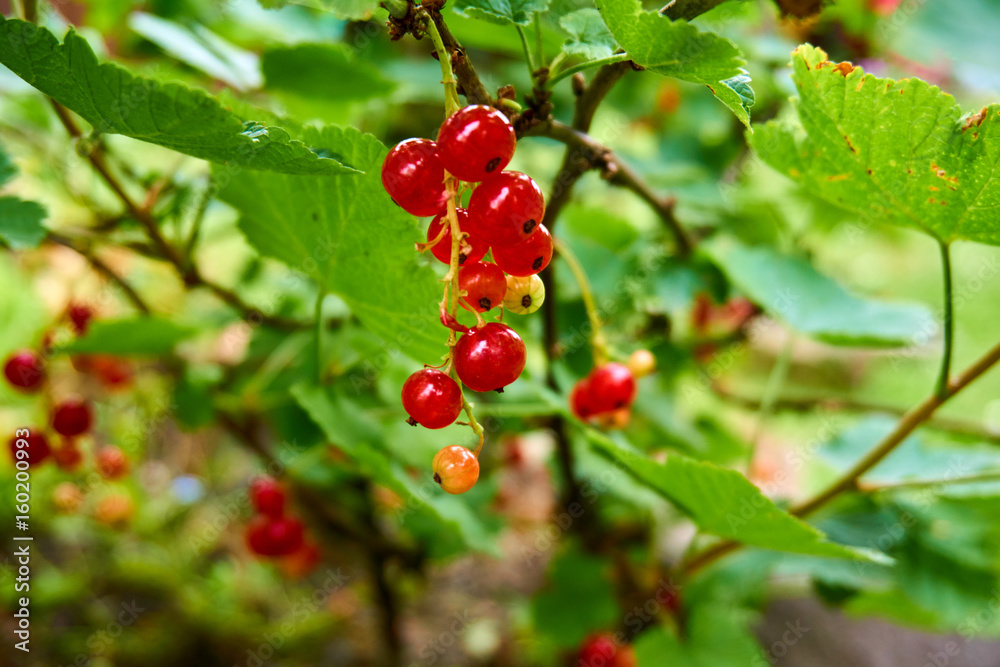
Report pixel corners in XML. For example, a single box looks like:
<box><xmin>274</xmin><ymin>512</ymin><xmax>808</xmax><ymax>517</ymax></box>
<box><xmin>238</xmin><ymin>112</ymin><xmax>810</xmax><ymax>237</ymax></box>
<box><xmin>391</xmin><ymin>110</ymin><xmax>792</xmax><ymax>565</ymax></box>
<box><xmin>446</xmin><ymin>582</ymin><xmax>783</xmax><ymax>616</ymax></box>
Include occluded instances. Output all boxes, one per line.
<box><xmin>492</xmin><ymin>223</ymin><xmax>553</xmax><ymax>276</ymax></box>
<box><xmin>468</xmin><ymin>171</ymin><xmax>545</xmax><ymax>247</ymax></box>
<box><xmin>436</xmin><ymin>105</ymin><xmax>516</xmax><ymax>183</ymax></box>
<box><xmin>8</xmin><ymin>431</ymin><xmax>51</xmax><ymax>466</ymax></box>
<box><xmin>578</xmin><ymin>633</ymin><xmax>636</xmax><ymax>667</ymax></box>
<box><xmin>570</xmin><ymin>378</ymin><xmax>599</xmax><ymax>421</ymax></box>
<box><xmin>459</xmin><ymin>261</ymin><xmax>507</xmax><ymax>312</ymax></box>
<box><xmin>96</xmin><ymin>445</ymin><xmax>129</xmax><ymax>479</ymax></box>
<box><xmin>454</xmin><ymin>323</ymin><xmax>526</xmax><ymax>392</ymax></box>
<box><xmin>52</xmin><ymin>398</ymin><xmax>93</xmax><ymax>437</ymax></box>
<box><xmin>432</xmin><ymin>445</ymin><xmax>480</xmax><ymax>494</ymax></box>
<box><xmin>588</xmin><ymin>363</ymin><xmax>637</xmax><ymax>412</ymax></box>
<box><xmin>68</xmin><ymin>303</ymin><xmax>94</xmax><ymax>335</ymax></box>
<box><xmin>249</xmin><ymin>475</ymin><xmax>287</xmax><ymax>518</ymax></box>
<box><xmin>402</xmin><ymin>369</ymin><xmax>462</xmax><ymax>429</ymax></box>
<box><xmin>381</xmin><ymin>138</ymin><xmax>449</xmax><ymax>217</ymax></box>
<box><xmin>246</xmin><ymin>515</ymin><xmax>305</xmax><ymax>557</ymax></box>
<box><xmin>4</xmin><ymin>350</ymin><xmax>45</xmax><ymax>392</ymax></box>
<box><xmin>427</xmin><ymin>208</ymin><xmax>488</xmax><ymax>266</ymax></box>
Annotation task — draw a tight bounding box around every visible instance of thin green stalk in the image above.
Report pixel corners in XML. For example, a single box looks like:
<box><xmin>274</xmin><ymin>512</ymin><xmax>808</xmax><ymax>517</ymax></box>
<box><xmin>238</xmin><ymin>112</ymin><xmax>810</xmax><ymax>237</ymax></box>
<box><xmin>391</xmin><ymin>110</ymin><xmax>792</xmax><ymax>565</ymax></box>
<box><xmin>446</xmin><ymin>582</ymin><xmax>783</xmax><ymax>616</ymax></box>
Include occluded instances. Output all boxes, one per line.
<box><xmin>546</xmin><ymin>53</ymin><xmax>631</xmax><ymax>89</ymax></box>
<box><xmin>515</xmin><ymin>25</ymin><xmax>538</xmax><ymax>74</ymax></box>
<box><xmin>860</xmin><ymin>470</ymin><xmax>1000</xmax><ymax>492</ymax></box>
<box><xmin>554</xmin><ymin>238</ymin><xmax>606</xmax><ymax>364</ymax></box>
<box><xmin>937</xmin><ymin>241</ymin><xmax>954</xmax><ymax>398</ymax></box>
<box><xmin>314</xmin><ymin>291</ymin><xmax>326</xmax><ymax>384</ymax></box>
<box><xmin>749</xmin><ymin>334</ymin><xmax>794</xmax><ymax>463</ymax></box>
<box><xmin>533</xmin><ymin>12</ymin><xmax>544</xmax><ymax>69</ymax></box>
<box><xmin>420</xmin><ymin>10</ymin><xmax>462</xmax><ymax>115</ymax></box>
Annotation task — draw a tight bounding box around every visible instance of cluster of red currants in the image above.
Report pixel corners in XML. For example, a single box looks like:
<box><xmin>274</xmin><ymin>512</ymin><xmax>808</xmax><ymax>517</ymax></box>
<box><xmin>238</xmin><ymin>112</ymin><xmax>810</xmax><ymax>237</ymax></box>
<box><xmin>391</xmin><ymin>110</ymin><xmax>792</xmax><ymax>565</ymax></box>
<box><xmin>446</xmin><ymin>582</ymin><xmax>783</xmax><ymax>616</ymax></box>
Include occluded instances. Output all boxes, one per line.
<box><xmin>570</xmin><ymin>350</ymin><xmax>656</xmax><ymax>430</ymax></box>
<box><xmin>577</xmin><ymin>633</ymin><xmax>637</xmax><ymax>667</ymax></box>
<box><xmin>245</xmin><ymin>476</ymin><xmax>313</xmax><ymax>560</ymax></box>
<box><xmin>382</xmin><ymin>105</ymin><xmax>551</xmax><ymax>495</ymax></box>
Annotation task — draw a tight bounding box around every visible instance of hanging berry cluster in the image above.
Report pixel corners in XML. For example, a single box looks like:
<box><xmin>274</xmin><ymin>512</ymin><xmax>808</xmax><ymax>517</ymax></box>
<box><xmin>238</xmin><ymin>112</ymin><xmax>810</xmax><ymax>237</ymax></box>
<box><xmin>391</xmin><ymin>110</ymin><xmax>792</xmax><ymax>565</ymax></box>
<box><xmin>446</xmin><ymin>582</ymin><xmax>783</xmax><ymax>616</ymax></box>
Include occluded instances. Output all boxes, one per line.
<box><xmin>381</xmin><ymin>105</ymin><xmax>550</xmax><ymax>495</ymax></box>
<box><xmin>245</xmin><ymin>475</ymin><xmax>313</xmax><ymax>560</ymax></box>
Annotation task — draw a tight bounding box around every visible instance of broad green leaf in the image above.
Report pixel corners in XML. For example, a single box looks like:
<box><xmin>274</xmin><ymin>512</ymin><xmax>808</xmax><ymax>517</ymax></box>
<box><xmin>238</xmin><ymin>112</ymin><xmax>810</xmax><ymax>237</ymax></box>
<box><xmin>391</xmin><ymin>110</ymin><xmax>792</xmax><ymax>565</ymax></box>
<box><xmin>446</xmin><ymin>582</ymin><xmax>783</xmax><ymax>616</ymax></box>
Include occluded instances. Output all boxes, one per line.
<box><xmin>0</xmin><ymin>197</ymin><xmax>47</xmax><ymax>249</ymax></box>
<box><xmin>0</xmin><ymin>17</ymin><xmax>356</xmax><ymax>175</ymax></box>
<box><xmin>531</xmin><ymin>551</ymin><xmax>619</xmax><ymax>648</ymax></box>
<box><xmin>704</xmin><ymin>239</ymin><xmax>935</xmax><ymax>346</ymax></box>
<box><xmin>215</xmin><ymin>125</ymin><xmax>443</xmax><ymax>363</ymax></box>
<box><xmin>258</xmin><ymin>0</ymin><xmax>382</xmax><ymax>20</ymax></box>
<box><xmin>60</xmin><ymin>317</ymin><xmax>197</xmax><ymax>355</ymax></box>
<box><xmin>634</xmin><ymin>605</ymin><xmax>761</xmax><ymax>665</ymax></box>
<box><xmin>594</xmin><ymin>0</ymin><xmax>752</xmax><ymax>127</ymax></box>
<box><xmin>128</xmin><ymin>12</ymin><xmax>261</xmax><ymax>91</ymax></box>
<box><xmin>752</xmin><ymin>44</ymin><xmax>1000</xmax><ymax>246</ymax></box>
<box><xmin>261</xmin><ymin>43</ymin><xmax>395</xmax><ymax>103</ymax></box>
<box><xmin>453</xmin><ymin>0</ymin><xmax>550</xmax><ymax>26</ymax></box>
<box><xmin>589</xmin><ymin>432</ymin><xmax>891</xmax><ymax>563</ymax></box>
<box><xmin>558</xmin><ymin>9</ymin><xmax>617</xmax><ymax>60</ymax></box>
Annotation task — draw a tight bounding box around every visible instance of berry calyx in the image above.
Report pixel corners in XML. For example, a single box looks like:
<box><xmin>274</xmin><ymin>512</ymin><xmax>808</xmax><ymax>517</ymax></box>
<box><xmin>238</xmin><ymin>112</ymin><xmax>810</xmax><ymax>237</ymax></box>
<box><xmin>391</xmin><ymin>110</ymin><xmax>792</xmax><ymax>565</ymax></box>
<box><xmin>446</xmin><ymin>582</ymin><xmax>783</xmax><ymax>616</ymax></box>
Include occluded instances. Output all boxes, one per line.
<box><xmin>246</xmin><ymin>515</ymin><xmax>305</xmax><ymax>557</ymax></box>
<box><xmin>4</xmin><ymin>350</ymin><xmax>45</xmax><ymax>392</ymax></box>
<box><xmin>52</xmin><ymin>398</ymin><xmax>93</xmax><ymax>437</ymax></box>
<box><xmin>249</xmin><ymin>475</ymin><xmax>287</xmax><ymax>518</ymax></box>
<box><xmin>381</xmin><ymin>138</ymin><xmax>449</xmax><ymax>217</ymax></box>
<box><xmin>578</xmin><ymin>634</ymin><xmax>636</xmax><ymax>667</ymax></box>
<box><xmin>459</xmin><ymin>261</ymin><xmax>507</xmax><ymax>312</ymax></box>
<box><xmin>436</xmin><ymin>105</ymin><xmax>516</xmax><ymax>183</ymax></box>
<box><xmin>95</xmin><ymin>445</ymin><xmax>129</xmax><ymax>479</ymax></box>
<box><xmin>8</xmin><ymin>431</ymin><xmax>51</xmax><ymax>466</ymax></box>
<box><xmin>468</xmin><ymin>171</ymin><xmax>545</xmax><ymax>247</ymax></box>
<box><xmin>68</xmin><ymin>303</ymin><xmax>94</xmax><ymax>335</ymax></box>
<box><xmin>588</xmin><ymin>363</ymin><xmax>637</xmax><ymax>412</ymax></box>
<box><xmin>402</xmin><ymin>368</ymin><xmax>463</xmax><ymax>429</ymax></box>
<box><xmin>427</xmin><ymin>208</ymin><xmax>488</xmax><ymax>265</ymax></box>
<box><xmin>432</xmin><ymin>445</ymin><xmax>480</xmax><ymax>494</ymax></box>
<box><xmin>627</xmin><ymin>349</ymin><xmax>656</xmax><ymax>378</ymax></box>
<box><xmin>453</xmin><ymin>322</ymin><xmax>526</xmax><ymax>392</ymax></box>
<box><xmin>503</xmin><ymin>274</ymin><xmax>545</xmax><ymax>314</ymax></box>
<box><xmin>492</xmin><ymin>223</ymin><xmax>553</xmax><ymax>276</ymax></box>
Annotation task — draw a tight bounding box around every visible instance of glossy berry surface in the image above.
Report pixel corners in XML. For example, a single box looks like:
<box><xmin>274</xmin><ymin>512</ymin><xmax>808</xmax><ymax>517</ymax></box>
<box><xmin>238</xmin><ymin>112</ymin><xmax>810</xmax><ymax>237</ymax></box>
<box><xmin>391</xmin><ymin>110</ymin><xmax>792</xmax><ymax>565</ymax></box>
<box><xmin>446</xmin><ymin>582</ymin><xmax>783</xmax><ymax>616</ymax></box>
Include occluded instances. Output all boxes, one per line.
<box><xmin>492</xmin><ymin>223</ymin><xmax>553</xmax><ymax>276</ymax></box>
<box><xmin>9</xmin><ymin>432</ymin><xmax>51</xmax><ymax>466</ymax></box>
<box><xmin>96</xmin><ymin>446</ymin><xmax>129</xmax><ymax>479</ymax></box>
<box><xmin>436</xmin><ymin>105</ymin><xmax>516</xmax><ymax>183</ymax></box>
<box><xmin>402</xmin><ymin>369</ymin><xmax>462</xmax><ymax>429</ymax></box>
<box><xmin>4</xmin><ymin>350</ymin><xmax>45</xmax><ymax>391</ymax></box>
<box><xmin>454</xmin><ymin>322</ymin><xmax>526</xmax><ymax>392</ymax></box>
<box><xmin>459</xmin><ymin>261</ymin><xmax>507</xmax><ymax>312</ymax></box>
<box><xmin>68</xmin><ymin>303</ymin><xmax>94</xmax><ymax>335</ymax></box>
<box><xmin>249</xmin><ymin>475</ymin><xmax>287</xmax><ymax>518</ymax></box>
<box><xmin>627</xmin><ymin>349</ymin><xmax>656</xmax><ymax>378</ymax></box>
<box><xmin>468</xmin><ymin>171</ymin><xmax>545</xmax><ymax>247</ymax></box>
<box><xmin>52</xmin><ymin>398</ymin><xmax>94</xmax><ymax>437</ymax></box>
<box><xmin>588</xmin><ymin>363</ymin><xmax>637</xmax><ymax>412</ymax></box>
<box><xmin>427</xmin><ymin>208</ymin><xmax>488</xmax><ymax>265</ymax></box>
<box><xmin>578</xmin><ymin>634</ymin><xmax>636</xmax><ymax>667</ymax></box>
<box><xmin>381</xmin><ymin>138</ymin><xmax>449</xmax><ymax>217</ymax></box>
<box><xmin>246</xmin><ymin>515</ymin><xmax>305</xmax><ymax>557</ymax></box>
<box><xmin>503</xmin><ymin>274</ymin><xmax>545</xmax><ymax>314</ymax></box>
<box><xmin>570</xmin><ymin>378</ymin><xmax>599</xmax><ymax>420</ymax></box>
<box><xmin>432</xmin><ymin>445</ymin><xmax>480</xmax><ymax>494</ymax></box>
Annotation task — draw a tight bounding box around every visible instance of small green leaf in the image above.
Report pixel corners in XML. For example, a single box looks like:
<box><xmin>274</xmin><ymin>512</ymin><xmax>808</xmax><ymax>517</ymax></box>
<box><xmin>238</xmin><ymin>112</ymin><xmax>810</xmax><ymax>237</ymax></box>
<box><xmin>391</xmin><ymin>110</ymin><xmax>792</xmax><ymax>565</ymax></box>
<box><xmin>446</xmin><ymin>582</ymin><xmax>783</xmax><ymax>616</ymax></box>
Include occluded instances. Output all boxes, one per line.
<box><xmin>60</xmin><ymin>318</ymin><xmax>197</xmax><ymax>356</ymax></box>
<box><xmin>261</xmin><ymin>43</ymin><xmax>395</xmax><ymax>103</ymax></box>
<box><xmin>752</xmin><ymin>44</ymin><xmax>1000</xmax><ymax>246</ymax></box>
<box><xmin>453</xmin><ymin>0</ymin><xmax>550</xmax><ymax>26</ymax></box>
<box><xmin>558</xmin><ymin>9</ymin><xmax>617</xmax><ymax>60</ymax></box>
<box><xmin>0</xmin><ymin>17</ymin><xmax>356</xmax><ymax>175</ymax></box>
<box><xmin>590</xmin><ymin>432</ymin><xmax>891</xmax><ymax>563</ymax></box>
<box><xmin>704</xmin><ymin>239</ymin><xmax>935</xmax><ymax>347</ymax></box>
<box><xmin>0</xmin><ymin>197</ymin><xmax>46</xmax><ymax>250</ymax></box>
<box><xmin>216</xmin><ymin>125</ymin><xmax>443</xmax><ymax>363</ymax></box>
<box><xmin>712</xmin><ymin>71</ymin><xmax>755</xmax><ymax>129</ymax></box>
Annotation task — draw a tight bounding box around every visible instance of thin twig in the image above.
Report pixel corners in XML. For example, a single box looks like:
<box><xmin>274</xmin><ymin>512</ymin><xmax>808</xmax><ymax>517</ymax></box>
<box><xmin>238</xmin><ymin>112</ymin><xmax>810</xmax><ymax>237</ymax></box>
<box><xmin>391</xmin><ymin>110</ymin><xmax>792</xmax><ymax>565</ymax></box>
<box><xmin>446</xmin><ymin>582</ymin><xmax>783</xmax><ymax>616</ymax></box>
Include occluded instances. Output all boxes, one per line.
<box><xmin>48</xmin><ymin>233</ymin><xmax>152</xmax><ymax>314</ymax></box>
<box><xmin>937</xmin><ymin>241</ymin><xmax>954</xmax><ymax>399</ymax></box>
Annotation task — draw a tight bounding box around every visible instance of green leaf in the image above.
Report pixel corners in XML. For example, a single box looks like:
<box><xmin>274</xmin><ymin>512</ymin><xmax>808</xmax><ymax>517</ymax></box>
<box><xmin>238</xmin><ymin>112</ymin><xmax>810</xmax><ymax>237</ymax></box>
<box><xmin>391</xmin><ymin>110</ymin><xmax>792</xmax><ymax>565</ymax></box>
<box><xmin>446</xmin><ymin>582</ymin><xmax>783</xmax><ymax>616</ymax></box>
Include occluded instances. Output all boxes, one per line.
<box><xmin>0</xmin><ymin>144</ymin><xmax>17</xmax><ymax>186</ymax></box>
<box><xmin>558</xmin><ymin>9</ymin><xmax>617</xmax><ymax>60</ymax></box>
<box><xmin>531</xmin><ymin>551</ymin><xmax>620</xmax><ymax>648</ymax></box>
<box><xmin>60</xmin><ymin>317</ymin><xmax>197</xmax><ymax>356</ymax></box>
<box><xmin>453</xmin><ymin>0</ymin><xmax>550</xmax><ymax>26</ymax></box>
<box><xmin>261</xmin><ymin>43</ymin><xmax>395</xmax><ymax>103</ymax></box>
<box><xmin>634</xmin><ymin>605</ymin><xmax>762</xmax><ymax>665</ymax></box>
<box><xmin>752</xmin><ymin>44</ymin><xmax>1000</xmax><ymax>246</ymax></box>
<box><xmin>215</xmin><ymin>125</ymin><xmax>443</xmax><ymax>363</ymax></box>
<box><xmin>594</xmin><ymin>0</ymin><xmax>752</xmax><ymax>126</ymax></box>
<box><xmin>128</xmin><ymin>13</ymin><xmax>261</xmax><ymax>91</ymax></box>
<box><xmin>589</xmin><ymin>432</ymin><xmax>891</xmax><ymax>563</ymax></box>
<box><xmin>259</xmin><ymin>0</ymin><xmax>382</xmax><ymax>20</ymax></box>
<box><xmin>0</xmin><ymin>197</ymin><xmax>46</xmax><ymax>250</ymax></box>
<box><xmin>0</xmin><ymin>17</ymin><xmax>356</xmax><ymax>175</ymax></box>
<box><xmin>704</xmin><ymin>239</ymin><xmax>935</xmax><ymax>347</ymax></box>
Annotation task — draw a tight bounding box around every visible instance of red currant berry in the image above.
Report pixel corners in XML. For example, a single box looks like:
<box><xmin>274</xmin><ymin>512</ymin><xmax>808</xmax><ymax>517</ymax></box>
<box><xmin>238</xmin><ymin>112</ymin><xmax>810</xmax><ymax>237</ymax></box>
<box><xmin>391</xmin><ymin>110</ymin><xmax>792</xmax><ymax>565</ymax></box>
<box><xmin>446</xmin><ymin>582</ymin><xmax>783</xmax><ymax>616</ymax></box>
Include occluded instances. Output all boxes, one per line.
<box><xmin>53</xmin><ymin>442</ymin><xmax>83</xmax><ymax>471</ymax></box>
<box><xmin>4</xmin><ymin>350</ymin><xmax>45</xmax><ymax>392</ymax></box>
<box><xmin>468</xmin><ymin>171</ymin><xmax>544</xmax><ymax>247</ymax></box>
<box><xmin>52</xmin><ymin>398</ymin><xmax>94</xmax><ymax>437</ymax></box>
<box><xmin>492</xmin><ymin>223</ymin><xmax>553</xmax><ymax>276</ymax></box>
<box><xmin>432</xmin><ymin>445</ymin><xmax>480</xmax><ymax>494</ymax></box>
<box><xmin>402</xmin><ymin>369</ymin><xmax>462</xmax><ymax>429</ymax></box>
<box><xmin>588</xmin><ymin>363</ymin><xmax>637</xmax><ymax>412</ymax></box>
<box><xmin>68</xmin><ymin>303</ymin><xmax>94</xmax><ymax>335</ymax></box>
<box><xmin>436</xmin><ymin>105</ymin><xmax>516</xmax><ymax>183</ymax></box>
<box><xmin>95</xmin><ymin>493</ymin><xmax>134</xmax><ymax>526</ymax></box>
<box><xmin>8</xmin><ymin>431</ymin><xmax>51</xmax><ymax>466</ymax></box>
<box><xmin>570</xmin><ymin>378</ymin><xmax>599</xmax><ymax>420</ymax></box>
<box><xmin>459</xmin><ymin>261</ymin><xmax>507</xmax><ymax>312</ymax></box>
<box><xmin>578</xmin><ymin>634</ymin><xmax>636</xmax><ymax>667</ymax></box>
<box><xmin>96</xmin><ymin>445</ymin><xmax>129</xmax><ymax>480</ymax></box>
<box><xmin>381</xmin><ymin>138</ymin><xmax>449</xmax><ymax>217</ymax></box>
<box><xmin>427</xmin><ymin>208</ymin><xmax>488</xmax><ymax>265</ymax></box>
<box><xmin>247</xmin><ymin>515</ymin><xmax>305</xmax><ymax>557</ymax></box>
<box><xmin>454</xmin><ymin>322</ymin><xmax>526</xmax><ymax>392</ymax></box>
<box><xmin>249</xmin><ymin>475</ymin><xmax>287</xmax><ymax>518</ymax></box>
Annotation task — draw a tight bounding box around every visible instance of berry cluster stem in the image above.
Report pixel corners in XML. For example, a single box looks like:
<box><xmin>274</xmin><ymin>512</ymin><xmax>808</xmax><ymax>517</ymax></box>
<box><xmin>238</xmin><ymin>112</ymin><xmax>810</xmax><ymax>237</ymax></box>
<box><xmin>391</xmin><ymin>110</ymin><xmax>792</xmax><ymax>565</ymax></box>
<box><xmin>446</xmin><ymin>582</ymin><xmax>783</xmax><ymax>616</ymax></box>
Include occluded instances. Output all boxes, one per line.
<box><xmin>554</xmin><ymin>238</ymin><xmax>608</xmax><ymax>364</ymax></box>
<box><xmin>420</xmin><ymin>9</ymin><xmax>462</xmax><ymax>116</ymax></box>
<box><xmin>462</xmin><ymin>393</ymin><xmax>486</xmax><ymax>456</ymax></box>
